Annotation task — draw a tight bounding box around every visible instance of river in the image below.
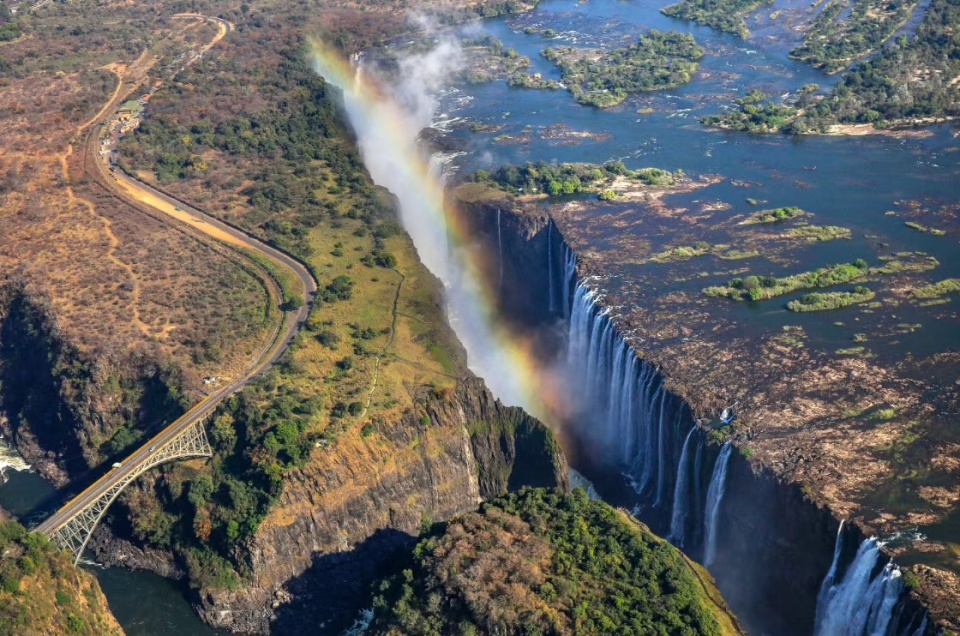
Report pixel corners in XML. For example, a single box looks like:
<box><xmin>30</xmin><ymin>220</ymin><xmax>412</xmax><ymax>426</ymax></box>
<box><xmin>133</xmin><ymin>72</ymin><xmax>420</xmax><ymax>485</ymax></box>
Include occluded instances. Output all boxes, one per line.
<box><xmin>2</xmin><ymin>0</ymin><xmax>957</xmax><ymax>632</ymax></box>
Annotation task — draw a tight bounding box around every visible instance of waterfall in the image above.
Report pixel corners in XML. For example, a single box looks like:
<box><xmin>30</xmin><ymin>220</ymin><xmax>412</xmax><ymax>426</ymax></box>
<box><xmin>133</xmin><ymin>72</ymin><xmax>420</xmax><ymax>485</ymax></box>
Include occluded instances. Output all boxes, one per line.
<box><xmin>910</xmin><ymin>616</ymin><xmax>928</xmax><ymax>636</ymax></box>
<box><xmin>814</xmin><ymin>537</ymin><xmax>905</xmax><ymax>636</ymax></box>
<box><xmin>0</xmin><ymin>437</ymin><xmax>32</xmax><ymax>485</ymax></box>
<box><xmin>667</xmin><ymin>427</ymin><xmax>697</xmax><ymax>546</ymax></box>
<box><xmin>816</xmin><ymin>519</ymin><xmax>848</xmax><ymax>628</ymax></box>
<box><xmin>497</xmin><ymin>208</ymin><xmax>503</xmax><ymax>290</ymax></box>
<box><xmin>562</xmin><ymin>243</ymin><xmax>576</xmax><ymax>322</ymax></box>
<box><xmin>569</xmin><ymin>469</ymin><xmax>602</xmax><ymax>500</ymax></box>
<box><xmin>703</xmin><ymin>443</ymin><xmax>733</xmax><ymax>568</ymax></box>
<box><xmin>690</xmin><ymin>429</ymin><xmax>705</xmax><ymax>548</ymax></box>
<box><xmin>563</xmin><ymin>263</ymin><xmax>693</xmax><ymax>513</ymax></box>
<box><xmin>547</xmin><ymin>222</ymin><xmax>557</xmax><ymax>314</ymax></box>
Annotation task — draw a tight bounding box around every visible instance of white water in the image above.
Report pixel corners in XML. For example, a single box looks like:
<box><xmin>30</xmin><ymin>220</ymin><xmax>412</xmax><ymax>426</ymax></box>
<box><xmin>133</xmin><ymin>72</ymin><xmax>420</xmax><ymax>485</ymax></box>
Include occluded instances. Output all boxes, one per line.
<box><xmin>341</xmin><ymin>607</ymin><xmax>373</xmax><ymax>636</ymax></box>
<box><xmin>667</xmin><ymin>427</ymin><xmax>697</xmax><ymax>546</ymax></box>
<box><xmin>816</xmin><ymin>519</ymin><xmax>848</xmax><ymax>626</ymax></box>
<box><xmin>547</xmin><ymin>222</ymin><xmax>556</xmax><ymax>314</ymax></box>
<box><xmin>569</xmin><ymin>468</ymin><xmax>602</xmax><ymax>501</ymax></box>
<box><xmin>318</xmin><ymin>45</ymin><xmax>536</xmax><ymax>408</ymax></box>
<box><xmin>703</xmin><ymin>443</ymin><xmax>733</xmax><ymax>568</ymax></box>
<box><xmin>815</xmin><ymin>536</ymin><xmax>906</xmax><ymax>636</ymax></box>
<box><xmin>0</xmin><ymin>437</ymin><xmax>32</xmax><ymax>484</ymax></box>
<box><xmin>497</xmin><ymin>208</ymin><xmax>503</xmax><ymax>290</ymax></box>
<box><xmin>563</xmin><ymin>248</ymin><xmax>697</xmax><ymax>515</ymax></box>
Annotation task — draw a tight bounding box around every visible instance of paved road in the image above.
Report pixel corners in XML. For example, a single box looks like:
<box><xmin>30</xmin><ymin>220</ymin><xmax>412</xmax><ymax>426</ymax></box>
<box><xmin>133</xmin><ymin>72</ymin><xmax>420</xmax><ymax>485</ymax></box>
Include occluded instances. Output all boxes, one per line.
<box><xmin>35</xmin><ymin>23</ymin><xmax>317</xmax><ymax>538</ymax></box>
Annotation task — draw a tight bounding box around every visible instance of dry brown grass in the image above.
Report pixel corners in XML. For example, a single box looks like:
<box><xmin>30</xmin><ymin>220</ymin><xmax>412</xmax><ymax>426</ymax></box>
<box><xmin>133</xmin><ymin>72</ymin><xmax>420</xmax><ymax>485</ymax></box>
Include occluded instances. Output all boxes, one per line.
<box><xmin>0</xmin><ymin>5</ymin><xmax>274</xmax><ymax>386</ymax></box>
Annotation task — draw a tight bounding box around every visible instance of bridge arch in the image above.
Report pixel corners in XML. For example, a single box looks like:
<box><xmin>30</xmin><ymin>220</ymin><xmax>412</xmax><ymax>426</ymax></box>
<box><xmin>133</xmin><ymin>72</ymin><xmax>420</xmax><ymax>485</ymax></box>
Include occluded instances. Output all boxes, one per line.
<box><xmin>35</xmin><ymin>418</ymin><xmax>212</xmax><ymax>564</ymax></box>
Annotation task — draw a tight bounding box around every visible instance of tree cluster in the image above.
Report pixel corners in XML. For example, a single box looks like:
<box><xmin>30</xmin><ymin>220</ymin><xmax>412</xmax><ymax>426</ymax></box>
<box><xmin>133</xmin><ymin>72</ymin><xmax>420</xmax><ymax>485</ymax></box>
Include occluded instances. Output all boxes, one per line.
<box><xmin>543</xmin><ymin>31</ymin><xmax>703</xmax><ymax>108</ymax></box>
<box><xmin>372</xmin><ymin>488</ymin><xmax>724</xmax><ymax>636</ymax></box>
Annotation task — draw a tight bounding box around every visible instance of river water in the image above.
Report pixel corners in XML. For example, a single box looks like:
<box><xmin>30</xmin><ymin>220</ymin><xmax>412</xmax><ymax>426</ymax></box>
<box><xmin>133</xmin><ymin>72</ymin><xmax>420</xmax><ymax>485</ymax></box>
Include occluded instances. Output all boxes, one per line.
<box><xmin>429</xmin><ymin>0</ymin><xmax>960</xmax><ymax>608</ymax></box>
<box><xmin>0</xmin><ymin>440</ymin><xmax>225</xmax><ymax>635</ymax></box>
<box><xmin>437</xmin><ymin>0</ymin><xmax>960</xmax><ymax>365</ymax></box>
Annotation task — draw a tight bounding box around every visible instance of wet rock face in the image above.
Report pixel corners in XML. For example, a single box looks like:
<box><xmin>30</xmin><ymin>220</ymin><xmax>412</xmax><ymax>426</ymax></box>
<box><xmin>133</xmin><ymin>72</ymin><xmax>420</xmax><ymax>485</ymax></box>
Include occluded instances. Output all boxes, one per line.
<box><xmin>195</xmin><ymin>382</ymin><xmax>568</xmax><ymax>635</ymax></box>
<box><xmin>460</xmin><ymin>201</ymin><xmax>937</xmax><ymax>635</ymax></box>
<box><xmin>0</xmin><ymin>286</ymin><xmax>88</xmax><ymax>485</ymax></box>
<box><xmin>451</xmin><ymin>198</ymin><xmax>557</xmax><ymax>331</ymax></box>
<box><xmin>709</xmin><ymin>455</ymin><xmax>838</xmax><ymax>635</ymax></box>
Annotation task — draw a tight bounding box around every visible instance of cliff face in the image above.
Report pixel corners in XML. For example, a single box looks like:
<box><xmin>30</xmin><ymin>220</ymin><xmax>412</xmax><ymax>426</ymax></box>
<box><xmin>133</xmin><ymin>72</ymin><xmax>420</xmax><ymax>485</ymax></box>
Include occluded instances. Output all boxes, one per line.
<box><xmin>0</xmin><ymin>517</ymin><xmax>124</xmax><ymax>636</ymax></box>
<box><xmin>452</xmin><ymin>194</ymin><xmax>946</xmax><ymax>634</ymax></box>
<box><xmin>194</xmin><ymin>381</ymin><xmax>568</xmax><ymax>634</ymax></box>
<box><xmin>371</xmin><ymin>488</ymin><xmax>745</xmax><ymax>636</ymax></box>
<box><xmin>0</xmin><ymin>282</ymin><xmax>188</xmax><ymax>486</ymax></box>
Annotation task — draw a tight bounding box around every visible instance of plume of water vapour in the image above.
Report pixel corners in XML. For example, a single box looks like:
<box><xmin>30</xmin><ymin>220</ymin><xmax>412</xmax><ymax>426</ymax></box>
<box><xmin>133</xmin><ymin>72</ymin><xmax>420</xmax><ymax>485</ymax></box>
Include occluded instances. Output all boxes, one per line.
<box><xmin>308</xmin><ymin>28</ymin><xmax>551</xmax><ymax>411</ymax></box>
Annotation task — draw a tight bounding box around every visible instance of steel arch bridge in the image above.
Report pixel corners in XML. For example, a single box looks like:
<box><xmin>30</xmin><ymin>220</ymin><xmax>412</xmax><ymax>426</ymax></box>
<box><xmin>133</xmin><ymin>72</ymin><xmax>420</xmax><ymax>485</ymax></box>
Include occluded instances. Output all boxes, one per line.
<box><xmin>34</xmin><ymin>417</ymin><xmax>212</xmax><ymax>564</ymax></box>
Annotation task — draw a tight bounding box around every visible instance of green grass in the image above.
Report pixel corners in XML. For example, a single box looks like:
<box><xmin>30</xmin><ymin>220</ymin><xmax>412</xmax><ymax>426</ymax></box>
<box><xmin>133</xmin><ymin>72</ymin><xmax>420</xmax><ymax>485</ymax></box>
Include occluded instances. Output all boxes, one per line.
<box><xmin>786</xmin><ymin>286</ymin><xmax>875</xmax><ymax>312</ymax></box>
<box><xmin>704</xmin><ymin>259</ymin><xmax>869</xmax><ymax>301</ymax></box>
<box><xmin>918</xmin><ymin>298</ymin><xmax>950</xmax><ymax>307</ymax></box>
<box><xmin>239</xmin><ymin>248</ymin><xmax>304</xmax><ymax>309</ymax></box>
<box><xmin>782</xmin><ymin>225</ymin><xmax>851</xmax><ymax>242</ymax></box>
<box><xmin>871</xmin><ymin>254</ymin><xmax>939</xmax><ymax>275</ymax></box>
<box><xmin>904</xmin><ymin>221</ymin><xmax>946</xmax><ymax>236</ymax></box>
<box><xmin>870</xmin><ymin>407</ymin><xmax>897</xmax><ymax>421</ymax></box>
<box><xmin>739</xmin><ymin>206</ymin><xmax>806</xmax><ymax>225</ymax></box>
<box><xmin>648</xmin><ymin>242</ymin><xmax>712</xmax><ymax>263</ymax></box>
<box><xmin>717</xmin><ymin>248</ymin><xmax>760</xmax><ymax>260</ymax></box>
<box><xmin>912</xmin><ymin>278</ymin><xmax>960</xmax><ymax>300</ymax></box>
<box><xmin>836</xmin><ymin>346</ymin><xmax>874</xmax><ymax>357</ymax></box>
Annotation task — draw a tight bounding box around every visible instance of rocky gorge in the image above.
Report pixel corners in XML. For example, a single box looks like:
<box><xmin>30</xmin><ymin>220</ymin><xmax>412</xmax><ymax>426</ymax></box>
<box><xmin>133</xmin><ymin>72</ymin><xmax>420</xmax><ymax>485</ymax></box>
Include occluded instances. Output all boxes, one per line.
<box><xmin>449</xmin><ymin>186</ymin><xmax>960</xmax><ymax>634</ymax></box>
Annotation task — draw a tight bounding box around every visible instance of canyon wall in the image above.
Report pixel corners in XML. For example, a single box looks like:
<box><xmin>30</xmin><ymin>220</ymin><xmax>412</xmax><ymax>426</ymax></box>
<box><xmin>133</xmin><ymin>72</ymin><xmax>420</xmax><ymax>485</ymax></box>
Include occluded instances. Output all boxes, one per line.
<box><xmin>0</xmin><ymin>282</ymin><xmax>188</xmax><ymax>487</ymax></box>
<box><xmin>1</xmin><ymin>278</ymin><xmax>568</xmax><ymax>635</ymax></box>
<box><xmin>454</xmin><ymin>196</ymin><xmax>935</xmax><ymax>636</ymax></box>
<box><xmin>189</xmin><ymin>381</ymin><xmax>568</xmax><ymax>634</ymax></box>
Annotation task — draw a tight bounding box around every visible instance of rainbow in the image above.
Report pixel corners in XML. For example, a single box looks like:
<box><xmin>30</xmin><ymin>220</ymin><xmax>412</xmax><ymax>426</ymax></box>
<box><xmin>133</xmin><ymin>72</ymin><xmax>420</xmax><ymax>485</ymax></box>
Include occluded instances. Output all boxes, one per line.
<box><xmin>307</xmin><ymin>38</ymin><xmax>568</xmax><ymax>424</ymax></box>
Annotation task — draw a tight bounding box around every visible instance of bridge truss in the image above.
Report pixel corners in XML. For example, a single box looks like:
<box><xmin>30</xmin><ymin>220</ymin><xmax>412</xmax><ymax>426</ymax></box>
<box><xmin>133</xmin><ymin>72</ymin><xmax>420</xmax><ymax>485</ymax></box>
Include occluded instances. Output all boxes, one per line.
<box><xmin>38</xmin><ymin>418</ymin><xmax>212</xmax><ymax>564</ymax></box>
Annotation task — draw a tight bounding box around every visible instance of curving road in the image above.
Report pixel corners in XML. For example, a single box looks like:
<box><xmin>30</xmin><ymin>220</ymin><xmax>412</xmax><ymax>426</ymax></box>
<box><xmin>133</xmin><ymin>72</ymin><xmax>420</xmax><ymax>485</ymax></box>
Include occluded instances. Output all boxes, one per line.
<box><xmin>36</xmin><ymin>18</ymin><xmax>317</xmax><ymax>541</ymax></box>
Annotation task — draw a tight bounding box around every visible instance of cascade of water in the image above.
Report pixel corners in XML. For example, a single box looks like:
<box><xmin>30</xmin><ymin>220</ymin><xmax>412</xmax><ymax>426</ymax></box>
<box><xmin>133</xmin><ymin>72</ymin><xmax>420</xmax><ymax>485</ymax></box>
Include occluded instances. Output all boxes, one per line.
<box><xmin>656</xmin><ymin>405</ymin><xmax>683</xmax><ymax>508</ymax></box>
<box><xmin>637</xmin><ymin>381</ymin><xmax>665</xmax><ymax>496</ymax></box>
<box><xmin>569</xmin><ymin>469</ymin><xmax>602</xmax><ymax>500</ymax></box>
<box><xmin>497</xmin><ymin>208</ymin><xmax>503</xmax><ymax>291</ymax></box>
<box><xmin>621</xmin><ymin>356</ymin><xmax>639</xmax><ymax>465</ymax></box>
<box><xmin>606</xmin><ymin>339</ymin><xmax>627</xmax><ymax>451</ymax></box>
<box><xmin>910</xmin><ymin>615</ymin><xmax>928</xmax><ymax>636</ymax></box>
<box><xmin>547</xmin><ymin>223</ymin><xmax>557</xmax><ymax>314</ymax></box>
<box><xmin>0</xmin><ymin>438</ymin><xmax>32</xmax><ymax>474</ymax></box>
<box><xmin>690</xmin><ymin>430</ymin><xmax>704</xmax><ymax>548</ymax></box>
<box><xmin>667</xmin><ymin>427</ymin><xmax>697</xmax><ymax>546</ymax></box>
<box><xmin>814</xmin><ymin>537</ymin><xmax>905</xmax><ymax>636</ymax></box>
<box><xmin>816</xmin><ymin>519</ymin><xmax>848</xmax><ymax>630</ymax></box>
<box><xmin>562</xmin><ymin>244</ymin><xmax>576</xmax><ymax>322</ymax></box>
<box><xmin>703</xmin><ymin>443</ymin><xmax>734</xmax><ymax>568</ymax></box>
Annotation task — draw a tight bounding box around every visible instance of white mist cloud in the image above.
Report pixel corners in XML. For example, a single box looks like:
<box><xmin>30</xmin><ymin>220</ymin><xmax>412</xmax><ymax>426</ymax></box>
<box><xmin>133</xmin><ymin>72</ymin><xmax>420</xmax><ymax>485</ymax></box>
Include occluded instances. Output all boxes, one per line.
<box><xmin>393</xmin><ymin>38</ymin><xmax>465</xmax><ymax>129</ymax></box>
<box><xmin>312</xmin><ymin>26</ymin><xmax>533</xmax><ymax>409</ymax></box>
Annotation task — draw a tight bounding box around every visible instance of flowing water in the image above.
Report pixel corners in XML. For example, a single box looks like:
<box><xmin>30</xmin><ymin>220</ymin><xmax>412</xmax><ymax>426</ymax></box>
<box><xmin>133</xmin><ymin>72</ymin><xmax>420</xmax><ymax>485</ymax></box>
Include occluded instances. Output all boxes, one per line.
<box><xmin>1</xmin><ymin>0</ymin><xmax>956</xmax><ymax>633</ymax></box>
<box><xmin>814</xmin><ymin>535</ymin><xmax>906</xmax><ymax>636</ymax></box>
<box><xmin>438</xmin><ymin>0</ymin><xmax>960</xmax><ymax>360</ymax></box>
<box><xmin>413</xmin><ymin>0</ymin><xmax>958</xmax><ymax>631</ymax></box>
<box><xmin>0</xmin><ymin>443</ymin><xmax>223</xmax><ymax>634</ymax></box>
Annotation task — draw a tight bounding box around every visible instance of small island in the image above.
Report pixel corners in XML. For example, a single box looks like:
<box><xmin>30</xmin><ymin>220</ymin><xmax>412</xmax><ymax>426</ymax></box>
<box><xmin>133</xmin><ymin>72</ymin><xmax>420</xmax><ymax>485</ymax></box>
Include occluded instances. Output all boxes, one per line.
<box><xmin>789</xmin><ymin>0</ymin><xmax>920</xmax><ymax>73</ymax></box>
<box><xmin>661</xmin><ymin>0</ymin><xmax>774</xmax><ymax>39</ymax></box>
<box><xmin>543</xmin><ymin>30</ymin><xmax>703</xmax><ymax>108</ymax></box>
<box><xmin>704</xmin><ymin>260</ymin><xmax>870</xmax><ymax>301</ymax></box>
<box><xmin>739</xmin><ymin>205</ymin><xmax>807</xmax><ymax>225</ymax></box>
<box><xmin>469</xmin><ymin>160</ymin><xmax>684</xmax><ymax>197</ymax></box>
